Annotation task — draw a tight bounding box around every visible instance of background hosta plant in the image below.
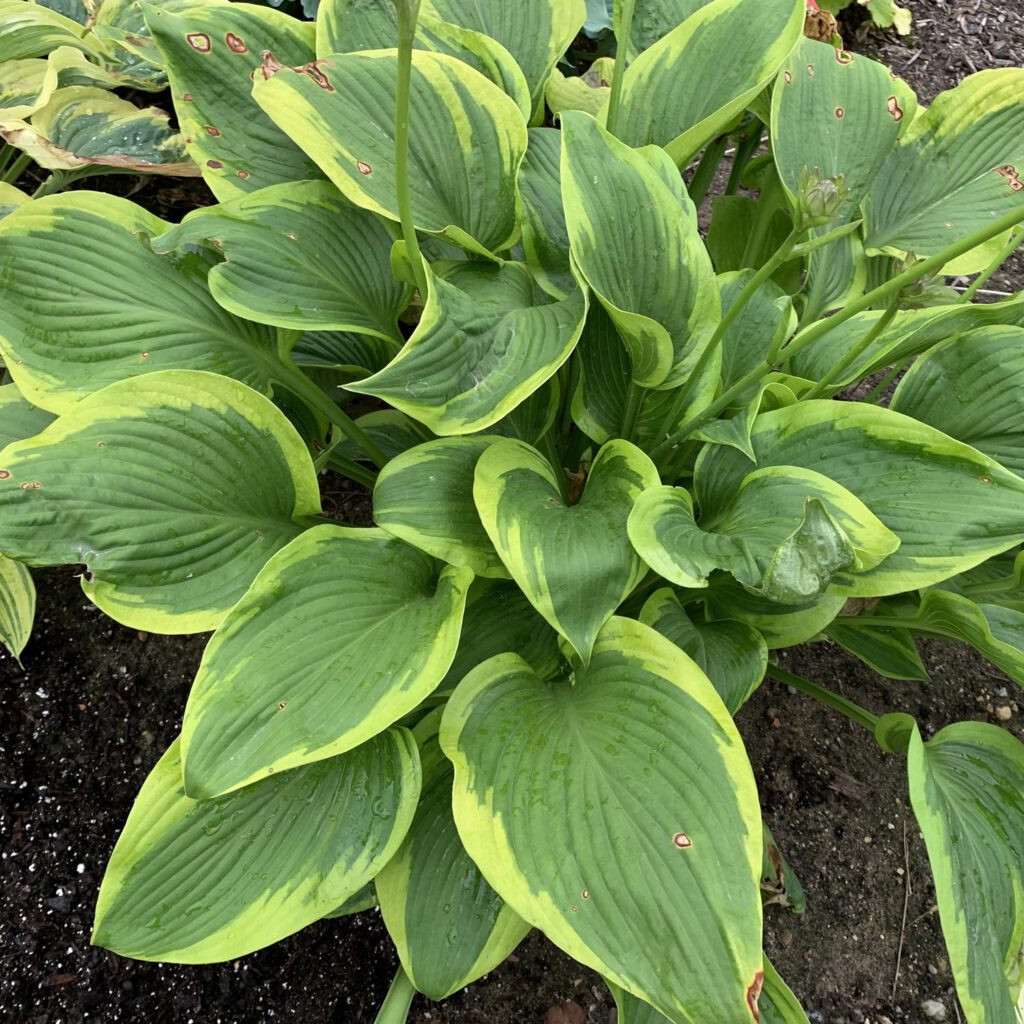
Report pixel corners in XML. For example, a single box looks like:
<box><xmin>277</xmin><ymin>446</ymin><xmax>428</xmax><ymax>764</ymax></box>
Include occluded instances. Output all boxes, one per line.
<box><xmin>1</xmin><ymin>0</ymin><xmax>1023</xmax><ymax>1021</ymax></box>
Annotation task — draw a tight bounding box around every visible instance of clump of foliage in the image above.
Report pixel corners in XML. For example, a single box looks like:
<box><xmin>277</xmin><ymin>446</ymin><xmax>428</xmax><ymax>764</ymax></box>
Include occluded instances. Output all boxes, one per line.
<box><xmin>1</xmin><ymin>0</ymin><xmax>1024</xmax><ymax>1021</ymax></box>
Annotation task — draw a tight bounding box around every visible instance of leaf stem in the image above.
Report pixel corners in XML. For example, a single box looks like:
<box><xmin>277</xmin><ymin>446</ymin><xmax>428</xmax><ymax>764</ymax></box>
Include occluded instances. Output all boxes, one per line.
<box><xmin>1</xmin><ymin>151</ymin><xmax>32</xmax><ymax>186</ymax></box>
<box><xmin>959</xmin><ymin>224</ymin><xmax>1024</xmax><ymax>303</ymax></box>
<box><xmin>724</xmin><ymin>122</ymin><xmax>762</xmax><ymax>196</ymax></box>
<box><xmin>863</xmin><ymin>358</ymin><xmax>909</xmax><ymax>404</ymax></box>
<box><xmin>619</xmin><ymin>380</ymin><xmax>644</xmax><ymax>442</ymax></box>
<box><xmin>604</xmin><ymin>0</ymin><xmax>637</xmax><ymax>137</ymax></box>
<box><xmin>373</xmin><ymin>967</ymin><xmax>416</xmax><ymax>1024</ymax></box>
<box><xmin>767</xmin><ymin>665</ymin><xmax>879</xmax><ymax>732</ymax></box>
<box><xmin>394</xmin><ymin>0</ymin><xmax>429</xmax><ymax>299</ymax></box>
<box><xmin>687</xmin><ymin>134</ymin><xmax>729</xmax><ymax>209</ymax></box>
<box><xmin>801</xmin><ymin>289</ymin><xmax>902</xmax><ymax>400</ymax></box>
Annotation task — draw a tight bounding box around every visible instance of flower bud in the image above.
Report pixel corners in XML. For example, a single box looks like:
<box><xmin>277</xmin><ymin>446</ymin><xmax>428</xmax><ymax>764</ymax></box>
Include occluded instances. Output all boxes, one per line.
<box><xmin>795</xmin><ymin>167</ymin><xmax>849</xmax><ymax>228</ymax></box>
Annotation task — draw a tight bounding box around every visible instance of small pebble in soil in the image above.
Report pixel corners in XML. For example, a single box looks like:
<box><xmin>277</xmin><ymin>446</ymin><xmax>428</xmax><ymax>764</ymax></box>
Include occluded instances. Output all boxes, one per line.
<box><xmin>995</xmin><ymin>705</ymin><xmax>1013</xmax><ymax>721</ymax></box>
<box><xmin>920</xmin><ymin>999</ymin><xmax>948</xmax><ymax>1021</ymax></box>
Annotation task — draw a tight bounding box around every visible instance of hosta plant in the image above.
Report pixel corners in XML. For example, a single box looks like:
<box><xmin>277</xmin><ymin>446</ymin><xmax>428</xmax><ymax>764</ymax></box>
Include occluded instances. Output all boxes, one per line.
<box><xmin>2</xmin><ymin>0</ymin><xmax>1024</xmax><ymax>1021</ymax></box>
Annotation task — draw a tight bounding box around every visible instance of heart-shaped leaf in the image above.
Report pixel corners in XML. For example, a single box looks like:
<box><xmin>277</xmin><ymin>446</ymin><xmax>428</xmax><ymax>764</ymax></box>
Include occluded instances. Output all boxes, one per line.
<box><xmin>377</xmin><ymin>725</ymin><xmax>529</xmax><ymax>1001</ymax></box>
<box><xmin>474</xmin><ymin>438</ymin><xmax>659</xmax><ymax>662</ymax></box>
<box><xmin>154</xmin><ymin>180</ymin><xmax>409</xmax><ymax>340</ymax></box>
<box><xmin>350</xmin><ymin>262</ymin><xmax>586</xmax><ymax>435</ymax></box>
<box><xmin>0</xmin><ymin>57</ymin><xmax>58</xmax><ymax>118</ymax></box>
<box><xmin>252</xmin><ymin>48</ymin><xmax>527</xmax><ymax>257</ymax></box>
<box><xmin>93</xmin><ymin>730</ymin><xmax>420</xmax><ymax>963</ymax></box>
<box><xmin>441</xmin><ymin>616</ymin><xmax>763</xmax><ymax>1023</ymax></box>
<box><xmin>908</xmin><ymin>722</ymin><xmax>1024</xmax><ymax>1023</ymax></box>
<box><xmin>0</xmin><ymin>192</ymin><xmax>284</xmax><ymax>414</ymax></box>
<box><xmin>0</xmin><ymin>370</ymin><xmax>320</xmax><ymax>633</ymax></box>
<box><xmin>182</xmin><ymin>525</ymin><xmax>472</xmax><ymax>798</ymax></box>
<box><xmin>0</xmin><ymin>0</ymin><xmax>96</xmax><ymax>62</ymax></box>
<box><xmin>560</xmin><ymin>111</ymin><xmax>719</xmax><ymax>388</ymax></box>
<box><xmin>0</xmin><ymin>556</ymin><xmax>35</xmax><ymax>662</ymax></box>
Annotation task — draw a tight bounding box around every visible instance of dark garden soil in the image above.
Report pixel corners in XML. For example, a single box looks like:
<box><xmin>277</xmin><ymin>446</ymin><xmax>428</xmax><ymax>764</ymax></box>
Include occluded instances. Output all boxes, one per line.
<box><xmin>3</xmin><ymin>2</ymin><xmax>1024</xmax><ymax>1022</ymax></box>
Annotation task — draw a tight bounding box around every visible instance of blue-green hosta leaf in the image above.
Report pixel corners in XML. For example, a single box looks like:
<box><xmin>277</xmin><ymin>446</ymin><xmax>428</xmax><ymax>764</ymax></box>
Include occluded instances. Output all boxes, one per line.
<box><xmin>0</xmin><ymin>192</ymin><xmax>285</xmax><ymax>414</ymax></box>
<box><xmin>0</xmin><ymin>0</ymin><xmax>97</xmax><ymax>61</ymax></box>
<box><xmin>486</xmin><ymin>376</ymin><xmax>560</xmax><ymax>446</ymax></box>
<box><xmin>0</xmin><ymin>86</ymin><xmax>196</xmax><ymax>174</ymax></box>
<box><xmin>891</xmin><ymin>326</ymin><xmax>1024</xmax><ymax>477</ymax></box>
<box><xmin>292</xmin><ymin>329</ymin><xmax>399</xmax><ymax>376</ymax></box>
<box><xmin>908</xmin><ymin>722</ymin><xmax>1024</xmax><ymax>1024</ymax></box>
<box><xmin>441</xmin><ymin>616</ymin><xmax>763</xmax><ymax>1024</ymax></box>
<box><xmin>864</xmin><ymin>69</ymin><xmax>1024</xmax><ymax>272</ymax></box>
<box><xmin>93</xmin><ymin>730</ymin><xmax>420</xmax><ymax>962</ymax></box>
<box><xmin>772</xmin><ymin>39</ymin><xmax>916</xmax><ymax>222</ymax></box>
<box><xmin>0</xmin><ymin>57</ymin><xmax>58</xmax><ymax>118</ymax></box>
<box><xmin>704</xmin><ymin>579</ymin><xmax>846</xmax><ymax>649</ymax></box>
<box><xmin>253</xmin><ymin>48</ymin><xmax>527</xmax><ymax>258</ymax></box>
<box><xmin>824</xmin><ymin>619</ymin><xmax>929</xmax><ymax>681</ymax></box>
<box><xmin>423</xmin><ymin>0</ymin><xmax>585</xmax><ymax>119</ymax></box>
<box><xmin>0</xmin><ymin>555</ymin><xmax>35</xmax><ymax>662</ymax></box>
<box><xmin>439</xmin><ymin>580</ymin><xmax>561</xmax><ymax>690</ymax></box>
<box><xmin>696</xmin><ymin>402</ymin><xmax>1024</xmax><ymax>596</ymax></box>
<box><xmin>608</xmin><ymin>981</ymin><xmax>674</xmax><ymax>1024</ymax></box>
<box><xmin>518</xmin><ymin>126</ymin><xmax>573</xmax><ymax>299</ymax></box>
<box><xmin>613</xmin><ymin>0</ymin><xmax>805</xmax><ymax>166</ymax></box>
<box><xmin>0</xmin><ymin>183</ymin><xmax>28</xmax><ymax>221</ymax></box>
<box><xmin>350</xmin><ymin>262</ymin><xmax>586</xmax><ymax>435</ymax></box>
<box><xmin>787</xmin><ymin>294</ymin><xmax>1024</xmax><ymax>388</ymax></box>
<box><xmin>328</xmin><ymin>410</ymin><xmax>433</xmax><ymax>468</ymax></box>
<box><xmin>88</xmin><ymin>0</ymin><xmax>179</xmax><ymax>91</ymax></box>
<box><xmin>617</xmin><ymin>0</ymin><xmax>716</xmax><ymax>59</ymax></box>
<box><xmin>181</xmin><ymin>525</ymin><xmax>471</xmax><ymax>797</ymax></box>
<box><xmin>374</xmin><ymin>437</ymin><xmax>507</xmax><ymax>579</ymax></box>
<box><xmin>145</xmin><ymin>1</ymin><xmax>323</xmax><ymax>200</ymax></box>
<box><xmin>630</xmin><ymin>467</ymin><xmax>898</xmax><ymax>603</ymax></box>
<box><xmin>315</xmin><ymin>1</ymin><xmax>531</xmax><ymax>119</ymax></box>
<box><xmin>153</xmin><ymin>180</ymin><xmax>408</xmax><ymax>340</ymax></box>
<box><xmin>37</xmin><ymin>0</ymin><xmax>90</xmax><ymax>27</ymax></box>
<box><xmin>0</xmin><ymin>371</ymin><xmax>321</xmax><ymax>633</ymax></box>
<box><xmin>936</xmin><ymin>550</ymin><xmax>1024</xmax><ymax>615</ymax></box>
<box><xmin>377</xmin><ymin>729</ymin><xmax>529</xmax><ymax>1000</ymax></box>
<box><xmin>560</xmin><ymin>111</ymin><xmax>719</xmax><ymax>389</ymax></box>
<box><xmin>640</xmin><ymin>588</ymin><xmax>767</xmax><ymax>714</ymax></box>
<box><xmin>474</xmin><ymin>438</ymin><xmax>659</xmax><ymax>662</ymax></box>
<box><xmin>760</xmin><ymin>958</ymin><xmax>811</xmax><ymax>1023</ymax></box>
<box><xmin>0</xmin><ymin>383</ymin><xmax>55</xmax><ymax>450</ymax></box>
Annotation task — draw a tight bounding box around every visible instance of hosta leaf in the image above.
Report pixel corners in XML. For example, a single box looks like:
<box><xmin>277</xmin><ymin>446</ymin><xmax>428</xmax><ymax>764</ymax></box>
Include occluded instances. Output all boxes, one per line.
<box><xmin>0</xmin><ymin>192</ymin><xmax>283</xmax><ymax>414</ymax></box>
<box><xmin>787</xmin><ymin>294</ymin><xmax>1024</xmax><ymax>388</ymax></box>
<box><xmin>323</xmin><ymin>881</ymin><xmax>378</xmax><ymax>919</ymax></box>
<box><xmin>0</xmin><ymin>183</ymin><xmax>29</xmax><ymax>221</ymax></box>
<box><xmin>545</xmin><ymin>58</ymin><xmax>613</xmax><ymax>118</ymax></box>
<box><xmin>350</xmin><ymin>262</ymin><xmax>586</xmax><ymax>434</ymax></box>
<box><xmin>315</xmin><ymin>2</ymin><xmax>531</xmax><ymax>118</ymax></box>
<box><xmin>0</xmin><ymin>0</ymin><xmax>96</xmax><ymax>62</ymax></box>
<box><xmin>0</xmin><ymin>384</ymin><xmax>55</xmax><ymax>450</ymax></box>
<box><xmin>292</xmin><ymin>329</ymin><xmax>399</xmax><ymax>376</ymax></box>
<box><xmin>617</xmin><ymin>0</ymin><xmax>715</xmax><ymax>59</ymax></box>
<box><xmin>518</xmin><ymin>126</ymin><xmax>573</xmax><ymax>299</ymax></box>
<box><xmin>760</xmin><ymin>958</ymin><xmax>811</xmax><ymax>1023</ymax></box>
<box><xmin>864</xmin><ymin>69</ymin><xmax>1024</xmax><ymax>271</ymax></box>
<box><xmin>825</xmin><ymin>619</ymin><xmax>929</xmax><ymax>681</ymax></box>
<box><xmin>560</xmin><ymin>111</ymin><xmax>719</xmax><ymax>388</ymax></box>
<box><xmin>0</xmin><ymin>555</ymin><xmax>35</xmax><ymax>662</ymax></box>
<box><xmin>0</xmin><ymin>86</ymin><xmax>196</xmax><ymax>174</ymax></box>
<box><xmin>328</xmin><ymin>410</ymin><xmax>433</xmax><ymax>467</ymax></box>
<box><xmin>377</xmin><ymin>729</ymin><xmax>529</xmax><ymax>1000</ymax></box>
<box><xmin>772</xmin><ymin>39</ymin><xmax>916</xmax><ymax>220</ymax></box>
<box><xmin>908</xmin><ymin>723</ymin><xmax>1024</xmax><ymax>1023</ymax></box>
<box><xmin>0</xmin><ymin>371</ymin><xmax>320</xmax><ymax>633</ymax></box>
<box><xmin>704</xmin><ymin>579</ymin><xmax>846</xmax><ymax>649</ymax></box>
<box><xmin>182</xmin><ymin>525</ymin><xmax>471</xmax><ymax>797</ymax></box>
<box><xmin>486</xmin><ymin>375</ymin><xmax>560</xmax><ymax>445</ymax></box>
<box><xmin>374</xmin><ymin>437</ymin><xmax>507</xmax><ymax>579</ymax></box>
<box><xmin>696</xmin><ymin>402</ymin><xmax>1024</xmax><ymax>596</ymax></box>
<box><xmin>614</xmin><ymin>0</ymin><xmax>805</xmax><ymax>166</ymax></box>
<box><xmin>93</xmin><ymin>730</ymin><xmax>420</xmax><ymax>962</ymax></box>
<box><xmin>89</xmin><ymin>0</ymin><xmax>180</xmax><ymax>91</ymax></box>
<box><xmin>629</xmin><ymin>467</ymin><xmax>898</xmax><ymax>602</ymax></box>
<box><xmin>424</xmin><ymin>0</ymin><xmax>585</xmax><ymax>119</ymax></box>
<box><xmin>153</xmin><ymin>180</ymin><xmax>408</xmax><ymax>339</ymax></box>
<box><xmin>253</xmin><ymin>48</ymin><xmax>527</xmax><ymax>257</ymax></box>
<box><xmin>640</xmin><ymin>588</ymin><xmax>767</xmax><ymax>713</ymax></box>
<box><xmin>608</xmin><ymin>982</ymin><xmax>674</xmax><ymax>1024</ymax></box>
<box><xmin>145</xmin><ymin>1</ymin><xmax>323</xmax><ymax>200</ymax></box>
<box><xmin>761</xmin><ymin>824</ymin><xmax>806</xmax><ymax>913</ymax></box>
<box><xmin>0</xmin><ymin>58</ymin><xmax>58</xmax><ymax>118</ymax></box>
<box><xmin>441</xmin><ymin>616</ymin><xmax>763</xmax><ymax>1024</ymax></box>
<box><xmin>474</xmin><ymin>438</ymin><xmax>659</xmax><ymax>662</ymax></box>
<box><xmin>439</xmin><ymin>580</ymin><xmax>561</xmax><ymax>690</ymax></box>
<box><xmin>37</xmin><ymin>0</ymin><xmax>90</xmax><ymax>27</ymax></box>
<box><xmin>936</xmin><ymin>550</ymin><xmax>1024</xmax><ymax>615</ymax></box>
<box><xmin>891</xmin><ymin>326</ymin><xmax>1024</xmax><ymax>476</ymax></box>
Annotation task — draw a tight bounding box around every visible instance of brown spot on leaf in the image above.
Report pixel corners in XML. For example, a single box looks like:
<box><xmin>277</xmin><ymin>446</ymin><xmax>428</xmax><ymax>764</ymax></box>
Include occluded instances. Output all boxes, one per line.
<box><xmin>784</xmin><ymin>70</ymin><xmax>792</xmax><ymax>84</ymax></box>
<box><xmin>981</xmin><ymin>475</ymin><xmax>993</xmax><ymax>484</ymax></box>
<box><xmin>141</xmin><ymin>352</ymin><xmax>150</xmax><ymax>359</ymax></box>
<box><xmin>806</xmin><ymin>64</ymin><xmax>815</xmax><ymax>77</ymax></box>
<box><xmin>203</xmin><ymin>125</ymin><xmax>221</xmax><ymax>137</ymax></box>
<box><xmin>19</xmin><ymin>482</ymin><xmax>31</xmax><ymax>490</ymax></box>
<box><xmin>746</xmin><ymin>970</ymin><xmax>764</xmax><ymax>1021</ymax></box>
<box><xmin>803</xmin><ymin>9</ymin><xmax>837</xmax><ymax>42</ymax></box>
<box><xmin>259</xmin><ymin>50</ymin><xmax>285</xmax><ymax>79</ymax></box>
<box><xmin>257</xmin><ymin>50</ymin><xmax>333</xmax><ymax>89</ymax></box>
<box><xmin>672</xmin><ymin>832</ymin><xmax>692</xmax><ymax>849</ymax></box>
<box><xmin>225</xmin><ymin>32</ymin><xmax>247</xmax><ymax>53</ymax></box>
<box><xmin>581</xmin><ymin>889</ymin><xmax>589</xmax><ymax>900</ymax></box>
<box><xmin>357</xmin><ymin>161</ymin><xmax>372</xmax><ymax>175</ymax></box>
<box><xmin>0</xmin><ymin>470</ymin><xmax>9</xmax><ymax>480</ymax></box>
<box><xmin>570</xmin><ymin>905</ymin><xmax>578</xmax><ymax>913</ymax></box>
<box><xmin>97</xmin><ymin>442</ymin><xmax>105</xmax><ymax>448</ymax></box>
<box><xmin>286</xmin><ymin>231</ymin><xmax>299</xmax><ymax>241</ymax></box>
<box><xmin>835</xmin><ymin>49</ymin><xmax>853</xmax><ymax>64</ymax></box>
<box><xmin>996</xmin><ymin>164</ymin><xmax>1024</xmax><ymax>193</ymax></box>
<box><xmin>277</xmin><ymin>701</ymin><xmax>288</xmax><ymax>711</ymax></box>
<box><xmin>207</xmin><ymin>159</ymin><xmax>224</xmax><ymax>169</ymax></box>
<box><xmin>182</xmin><ymin>92</ymin><xmax>193</xmax><ymax>101</ymax></box>
<box><xmin>835</xmin><ymin>106</ymin><xmax>845</xmax><ymax>118</ymax></box>
<box><xmin>887</xmin><ymin>96</ymin><xmax>904</xmax><ymax>122</ymax></box>
<box><xmin>186</xmin><ymin>32</ymin><xmax>211</xmax><ymax>52</ymax></box>
<box><xmin>237</xmin><ymin>169</ymin><xmax>250</xmax><ymax>180</ymax></box>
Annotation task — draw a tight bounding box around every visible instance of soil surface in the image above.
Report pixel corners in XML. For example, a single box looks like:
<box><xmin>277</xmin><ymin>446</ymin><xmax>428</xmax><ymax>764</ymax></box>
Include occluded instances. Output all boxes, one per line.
<box><xmin>4</xmin><ymin>2</ymin><xmax>1024</xmax><ymax>1022</ymax></box>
